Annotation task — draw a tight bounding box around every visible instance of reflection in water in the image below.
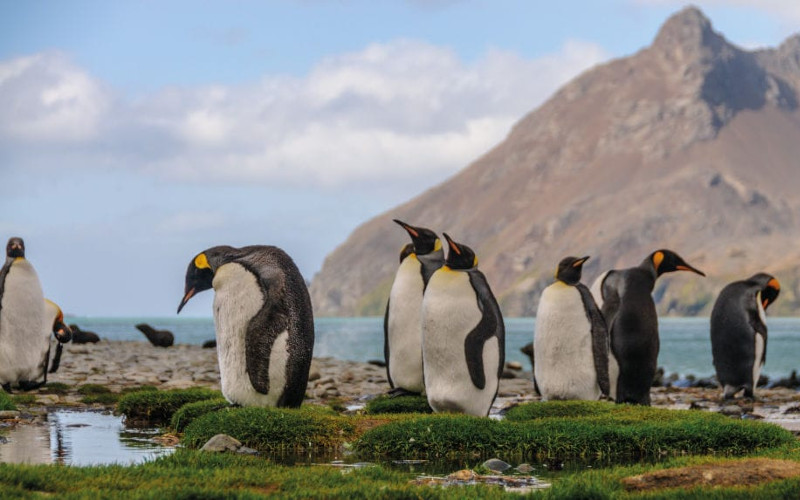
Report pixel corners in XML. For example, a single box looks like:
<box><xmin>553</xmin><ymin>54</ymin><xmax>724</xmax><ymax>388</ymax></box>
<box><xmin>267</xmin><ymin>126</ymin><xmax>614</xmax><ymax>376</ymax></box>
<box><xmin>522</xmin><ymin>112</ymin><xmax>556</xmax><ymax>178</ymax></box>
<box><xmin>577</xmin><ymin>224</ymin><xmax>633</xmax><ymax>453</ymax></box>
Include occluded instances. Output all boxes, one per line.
<box><xmin>0</xmin><ymin>410</ymin><xmax>174</xmax><ymax>466</ymax></box>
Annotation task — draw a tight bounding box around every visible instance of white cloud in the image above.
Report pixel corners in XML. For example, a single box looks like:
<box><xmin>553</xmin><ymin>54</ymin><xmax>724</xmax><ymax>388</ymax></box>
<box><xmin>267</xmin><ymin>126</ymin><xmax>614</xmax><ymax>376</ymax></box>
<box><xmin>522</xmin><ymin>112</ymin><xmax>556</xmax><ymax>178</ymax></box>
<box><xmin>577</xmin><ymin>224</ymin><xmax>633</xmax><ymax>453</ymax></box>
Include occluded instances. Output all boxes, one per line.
<box><xmin>0</xmin><ymin>52</ymin><xmax>110</xmax><ymax>143</ymax></box>
<box><xmin>0</xmin><ymin>40</ymin><xmax>609</xmax><ymax>188</ymax></box>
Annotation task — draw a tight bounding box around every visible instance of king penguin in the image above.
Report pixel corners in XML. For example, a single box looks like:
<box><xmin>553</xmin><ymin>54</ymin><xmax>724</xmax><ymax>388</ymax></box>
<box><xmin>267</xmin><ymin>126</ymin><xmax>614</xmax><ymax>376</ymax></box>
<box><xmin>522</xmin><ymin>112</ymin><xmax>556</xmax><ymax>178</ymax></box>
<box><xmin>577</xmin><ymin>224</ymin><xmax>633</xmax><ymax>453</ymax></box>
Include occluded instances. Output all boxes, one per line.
<box><xmin>384</xmin><ymin>219</ymin><xmax>444</xmax><ymax>395</ymax></box>
<box><xmin>421</xmin><ymin>233</ymin><xmax>504</xmax><ymax>417</ymax></box>
<box><xmin>19</xmin><ymin>299</ymin><xmax>72</xmax><ymax>389</ymax></box>
<box><xmin>0</xmin><ymin>237</ymin><xmax>50</xmax><ymax>392</ymax></box>
<box><xmin>710</xmin><ymin>273</ymin><xmax>780</xmax><ymax>399</ymax></box>
<box><xmin>534</xmin><ymin>256</ymin><xmax>610</xmax><ymax>401</ymax></box>
<box><xmin>178</xmin><ymin>245</ymin><xmax>314</xmax><ymax>408</ymax></box>
<box><xmin>590</xmin><ymin>249</ymin><xmax>705</xmax><ymax>405</ymax></box>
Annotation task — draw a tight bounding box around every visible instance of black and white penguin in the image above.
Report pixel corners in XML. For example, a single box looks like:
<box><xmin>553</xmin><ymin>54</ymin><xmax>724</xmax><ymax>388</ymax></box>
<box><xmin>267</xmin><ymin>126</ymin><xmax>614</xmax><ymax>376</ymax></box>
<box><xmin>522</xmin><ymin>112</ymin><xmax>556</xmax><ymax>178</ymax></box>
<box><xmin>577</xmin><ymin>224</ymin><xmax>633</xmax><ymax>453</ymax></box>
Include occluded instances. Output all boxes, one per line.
<box><xmin>590</xmin><ymin>249</ymin><xmax>705</xmax><ymax>405</ymax></box>
<box><xmin>178</xmin><ymin>245</ymin><xmax>314</xmax><ymax>408</ymax></box>
<box><xmin>34</xmin><ymin>299</ymin><xmax>72</xmax><ymax>383</ymax></box>
<box><xmin>534</xmin><ymin>256</ymin><xmax>610</xmax><ymax>401</ymax></box>
<box><xmin>0</xmin><ymin>237</ymin><xmax>48</xmax><ymax>391</ymax></box>
<box><xmin>421</xmin><ymin>233</ymin><xmax>504</xmax><ymax>417</ymax></box>
<box><xmin>710</xmin><ymin>273</ymin><xmax>780</xmax><ymax>399</ymax></box>
<box><xmin>384</xmin><ymin>220</ymin><xmax>444</xmax><ymax>395</ymax></box>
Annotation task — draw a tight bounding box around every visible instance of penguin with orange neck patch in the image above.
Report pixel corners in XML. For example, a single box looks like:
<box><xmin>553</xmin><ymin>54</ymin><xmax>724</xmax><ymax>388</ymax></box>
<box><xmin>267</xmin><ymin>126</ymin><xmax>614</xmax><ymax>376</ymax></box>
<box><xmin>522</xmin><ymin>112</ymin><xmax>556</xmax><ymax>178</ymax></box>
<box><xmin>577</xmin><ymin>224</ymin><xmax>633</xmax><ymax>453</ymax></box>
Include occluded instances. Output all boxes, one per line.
<box><xmin>711</xmin><ymin>273</ymin><xmax>780</xmax><ymax>399</ymax></box>
<box><xmin>590</xmin><ymin>249</ymin><xmax>705</xmax><ymax>405</ymax></box>
<box><xmin>384</xmin><ymin>220</ymin><xmax>444</xmax><ymax>396</ymax></box>
<box><xmin>422</xmin><ymin>233</ymin><xmax>504</xmax><ymax>417</ymax></box>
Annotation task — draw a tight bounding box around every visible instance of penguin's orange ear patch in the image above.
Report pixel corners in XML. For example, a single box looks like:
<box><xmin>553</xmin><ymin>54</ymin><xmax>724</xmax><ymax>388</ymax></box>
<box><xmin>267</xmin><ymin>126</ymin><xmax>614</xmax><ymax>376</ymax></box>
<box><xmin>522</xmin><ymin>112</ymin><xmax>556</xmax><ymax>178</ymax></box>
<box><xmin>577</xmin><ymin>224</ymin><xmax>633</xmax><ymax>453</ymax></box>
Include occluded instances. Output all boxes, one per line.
<box><xmin>473</xmin><ymin>256</ymin><xmax>479</xmax><ymax>268</ymax></box>
<box><xmin>653</xmin><ymin>251</ymin><xmax>664</xmax><ymax>271</ymax></box>
<box><xmin>195</xmin><ymin>253</ymin><xmax>210</xmax><ymax>270</ymax></box>
<box><xmin>434</xmin><ymin>239</ymin><xmax>442</xmax><ymax>252</ymax></box>
<box><xmin>768</xmin><ymin>278</ymin><xmax>781</xmax><ymax>291</ymax></box>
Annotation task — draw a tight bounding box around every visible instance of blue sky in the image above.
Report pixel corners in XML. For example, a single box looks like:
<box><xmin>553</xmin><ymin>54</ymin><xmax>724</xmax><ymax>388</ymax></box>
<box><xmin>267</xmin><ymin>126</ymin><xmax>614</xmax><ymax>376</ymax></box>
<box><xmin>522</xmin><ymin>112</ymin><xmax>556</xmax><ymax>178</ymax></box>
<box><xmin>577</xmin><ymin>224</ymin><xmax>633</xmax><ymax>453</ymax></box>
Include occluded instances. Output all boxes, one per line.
<box><xmin>1</xmin><ymin>1</ymin><xmax>798</xmax><ymax>317</ymax></box>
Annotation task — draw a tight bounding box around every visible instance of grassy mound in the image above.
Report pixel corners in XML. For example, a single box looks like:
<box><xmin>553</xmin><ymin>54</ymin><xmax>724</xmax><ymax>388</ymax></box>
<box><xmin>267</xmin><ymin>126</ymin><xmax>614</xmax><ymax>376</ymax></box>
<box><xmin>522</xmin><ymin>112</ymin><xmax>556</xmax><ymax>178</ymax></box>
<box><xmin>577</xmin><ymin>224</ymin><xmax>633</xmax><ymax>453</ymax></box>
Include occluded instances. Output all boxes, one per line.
<box><xmin>170</xmin><ymin>398</ymin><xmax>230</xmax><ymax>432</ymax></box>
<box><xmin>356</xmin><ymin>402</ymin><xmax>795</xmax><ymax>460</ymax></box>
<box><xmin>0</xmin><ymin>391</ymin><xmax>15</xmax><ymax>411</ymax></box>
<box><xmin>365</xmin><ymin>394</ymin><xmax>433</xmax><ymax>414</ymax></box>
<box><xmin>117</xmin><ymin>388</ymin><xmax>222</xmax><ymax>424</ymax></box>
<box><xmin>182</xmin><ymin>405</ymin><xmax>356</xmax><ymax>453</ymax></box>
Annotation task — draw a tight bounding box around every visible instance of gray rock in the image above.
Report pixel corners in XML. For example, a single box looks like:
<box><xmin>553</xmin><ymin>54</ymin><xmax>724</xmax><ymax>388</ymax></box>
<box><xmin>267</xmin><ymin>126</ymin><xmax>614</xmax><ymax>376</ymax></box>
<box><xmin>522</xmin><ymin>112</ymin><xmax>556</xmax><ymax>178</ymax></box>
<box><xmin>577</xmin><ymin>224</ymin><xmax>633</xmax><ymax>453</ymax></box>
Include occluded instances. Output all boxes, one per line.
<box><xmin>483</xmin><ymin>458</ymin><xmax>512</xmax><ymax>472</ymax></box>
<box><xmin>516</xmin><ymin>463</ymin><xmax>535</xmax><ymax>473</ymax></box>
<box><xmin>201</xmin><ymin>434</ymin><xmax>242</xmax><ymax>453</ymax></box>
<box><xmin>720</xmin><ymin>405</ymin><xmax>743</xmax><ymax>417</ymax></box>
<box><xmin>506</xmin><ymin>361</ymin><xmax>523</xmax><ymax>370</ymax></box>
<box><xmin>237</xmin><ymin>446</ymin><xmax>259</xmax><ymax>455</ymax></box>
<box><xmin>0</xmin><ymin>411</ymin><xmax>20</xmax><ymax>419</ymax></box>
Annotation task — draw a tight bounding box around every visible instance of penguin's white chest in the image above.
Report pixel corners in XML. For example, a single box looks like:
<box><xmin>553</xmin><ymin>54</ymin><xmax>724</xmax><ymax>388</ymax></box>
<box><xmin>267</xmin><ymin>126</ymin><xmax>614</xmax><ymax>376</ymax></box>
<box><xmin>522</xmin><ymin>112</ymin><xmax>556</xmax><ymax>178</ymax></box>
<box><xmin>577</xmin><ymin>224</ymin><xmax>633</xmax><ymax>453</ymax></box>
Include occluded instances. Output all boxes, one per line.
<box><xmin>386</xmin><ymin>255</ymin><xmax>425</xmax><ymax>392</ymax></box>
<box><xmin>422</xmin><ymin>269</ymin><xmax>499</xmax><ymax>416</ymax></box>
<box><xmin>0</xmin><ymin>260</ymin><xmax>48</xmax><ymax>385</ymax></box>
<box><xmin>212</xmin><ymin>263</ymin><xmax>288</xmax><ymax>406</ymax></box>
<box><xmin>535</xmin><ymin>283</ymin><xmax>600</xmax><ymax>401</ymax></box>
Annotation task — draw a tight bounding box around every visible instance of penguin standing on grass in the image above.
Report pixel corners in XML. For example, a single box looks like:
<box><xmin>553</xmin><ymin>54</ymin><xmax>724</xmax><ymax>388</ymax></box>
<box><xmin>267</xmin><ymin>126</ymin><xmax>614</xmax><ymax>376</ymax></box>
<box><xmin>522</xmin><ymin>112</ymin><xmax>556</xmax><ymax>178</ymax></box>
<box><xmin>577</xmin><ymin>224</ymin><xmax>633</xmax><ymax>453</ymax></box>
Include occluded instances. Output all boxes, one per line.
<box><xmin>422</xmin><ymin>233</ymin><xmax>504</xmax><ymax>417</ymax></box>
<box><xmin>384</xmin><ymin>220</ymin><xmax>444</xmax><ymax>395</ymax></box>
<box><xmin>534</xmin><ymin>256</ymin><xmax>610</xmax><ymax>401</ymax></box>
<box><xmin>710</xmin><ymin>273</ymin><xmax>780</xmax><ymax>399</ymax></box>
<box><xmin>591</xmin><ymin>249</ymin><xmax>705</xmax><ymax>405</ymax></box>
<box><xmin>178</xmin><ymin>245</ymin><xmax>314</xmax><ymax>408</ymax></box>
<box><xmin>0</xmin><ymin>238</ymin><xmax>49</xmax><ymax>391</ymax></box>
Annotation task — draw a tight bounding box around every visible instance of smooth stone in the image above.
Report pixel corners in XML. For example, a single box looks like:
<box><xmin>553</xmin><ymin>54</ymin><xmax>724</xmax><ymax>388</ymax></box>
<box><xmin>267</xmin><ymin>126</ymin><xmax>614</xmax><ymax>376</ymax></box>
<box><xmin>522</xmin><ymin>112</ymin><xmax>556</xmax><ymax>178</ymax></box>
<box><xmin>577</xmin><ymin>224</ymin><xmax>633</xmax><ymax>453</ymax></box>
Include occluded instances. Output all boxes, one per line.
<box><xmin>506</xmin><ymin>361</ymin><xmax>523</xmax><ymax>370</ymax></box>
<box><xmin>516</xmin><ymin>463</ymin><xmax>535</xmax><ymax>473</ymax></box>
<box><xmin>201</xmin><ymin>434</ymin><xmax>242</xmax><ymax>453</ymax></box>
<box><xmin>720</xmin><ymin>405</ymin><xmax>743</xmax><ymax>417</ymax></box>
<box><xmin>0</xmin><ymin>411</ymin><xmax>20</xmax><ymax>419</ymax></box>
<box><xmin>237</xmin><ymin>446</ymin><xmax>259</xmax><ymax>455</ymax></box>
<box><xmin>483</xmin><ymin>458</ymin><xmax>512</xmax><ymax>472</ymax></box>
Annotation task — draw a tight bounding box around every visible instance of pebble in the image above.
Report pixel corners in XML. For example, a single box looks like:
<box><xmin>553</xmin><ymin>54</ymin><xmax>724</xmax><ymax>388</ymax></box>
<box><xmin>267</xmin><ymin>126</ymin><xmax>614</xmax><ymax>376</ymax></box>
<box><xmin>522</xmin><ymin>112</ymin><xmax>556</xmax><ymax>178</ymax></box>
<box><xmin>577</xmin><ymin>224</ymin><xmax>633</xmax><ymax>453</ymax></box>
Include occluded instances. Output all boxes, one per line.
<box><xmin>201</xmin><ymin>434</ymin><xmax>243</xmax><ymax>453</ymax></box>
<box><xmin>0</xmin><ymin>411</ymin><xmax>20</xmax><ymax>420</ymax></box>
<box><xmin>483</xmin><ymin>458</ymin><xmax>512</xmax><ymax>472</ymax></box>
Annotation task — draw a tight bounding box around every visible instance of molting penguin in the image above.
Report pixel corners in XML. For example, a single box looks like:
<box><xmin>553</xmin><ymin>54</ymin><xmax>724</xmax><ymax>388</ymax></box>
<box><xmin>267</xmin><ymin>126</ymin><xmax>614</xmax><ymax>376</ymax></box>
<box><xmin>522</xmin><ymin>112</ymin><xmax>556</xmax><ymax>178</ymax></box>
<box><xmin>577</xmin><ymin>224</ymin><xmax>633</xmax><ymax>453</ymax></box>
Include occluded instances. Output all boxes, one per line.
<box><xmin>421</xmin><ymin>233</ymin><xmax>504</xmax><ymax>417</ymax></box>
<box><xmin>384</xmin><ymin>220</ymin><xmax>444</xmax><ymax>395</ymax></box>
<box><xmin>178</xmin><ymin>245</ymin><xmax>314</xmax><ymax>408</ymax></box>
<box><xmin>590</xmin><ymin>249</ymin><xmax>705</xmax><ymax>405</ymax></box>
<box><xmin>0</xmin><ymin>238</ymin><xmax>48</xmax><ymax>391</ymax></box>
<box><xmin>710</xmin><ymin>273</ymin><xmax>780</xmax><ymax>399</ymax></box>
<box><xmin>534</xmin><ymin>256</ymin><xmax>610</xmax><ymax>401</ymax></box>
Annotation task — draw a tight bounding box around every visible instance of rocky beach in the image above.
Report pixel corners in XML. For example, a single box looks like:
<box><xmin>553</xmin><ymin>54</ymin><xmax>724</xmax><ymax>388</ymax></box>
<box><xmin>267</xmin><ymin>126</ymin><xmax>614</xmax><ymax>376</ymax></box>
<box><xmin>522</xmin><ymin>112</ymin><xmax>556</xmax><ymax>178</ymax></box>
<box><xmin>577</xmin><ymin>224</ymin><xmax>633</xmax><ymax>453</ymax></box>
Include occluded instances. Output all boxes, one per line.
<box><xmin>0</xmin><ymin>339</ymin><xmax>795</xmax><ymax>433</ymax></box>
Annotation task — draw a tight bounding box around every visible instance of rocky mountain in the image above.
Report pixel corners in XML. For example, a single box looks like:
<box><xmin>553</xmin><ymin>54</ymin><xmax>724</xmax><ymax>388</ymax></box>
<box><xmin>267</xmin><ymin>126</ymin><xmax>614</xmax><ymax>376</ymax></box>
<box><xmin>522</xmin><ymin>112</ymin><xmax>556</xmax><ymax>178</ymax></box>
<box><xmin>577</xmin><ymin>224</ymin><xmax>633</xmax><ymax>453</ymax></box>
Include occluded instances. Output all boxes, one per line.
<box><xmin>310</xmin><ymin>7</ymin><xmax>800</xmax><ymax>317</ymax></box>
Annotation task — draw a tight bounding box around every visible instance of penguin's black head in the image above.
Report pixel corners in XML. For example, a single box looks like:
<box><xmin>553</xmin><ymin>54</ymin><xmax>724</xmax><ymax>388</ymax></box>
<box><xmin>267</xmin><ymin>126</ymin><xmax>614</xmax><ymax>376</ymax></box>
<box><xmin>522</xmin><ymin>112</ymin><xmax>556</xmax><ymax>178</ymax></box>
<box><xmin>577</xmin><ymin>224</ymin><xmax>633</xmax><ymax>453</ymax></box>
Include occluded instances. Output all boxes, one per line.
<box><xmin>442</xmin><ymin>233</ymin><xmax>477</xmax><ymax>270</ymax></box>
<box><xmin>750</xmin><ymin>273</ymin><xmax>780</xmax><ymax>310</ymax></box>
<box><xmin>52</xmin><ymin>309</ymin><xmax>72</xmax><ymax>344</ymax></box>
<box><xmin>398</xmin><ymin>243</ymin><xmax>414</xmax><ymax>263</ymax></box>
<box><xmin>393</xmin><ymin>219</ymin><xmax>441</xmax><ymax>256</ymax></box>
<box><xmin>649</xmin><ymin>249</ymin><xmax>705</xmax><ymax>277</ymax></box>
<box><xmin>555</xmin><ymin>256</ymin><xmax>589</xmax><ymax>286</ymax></box>
<box><xmin>177</xmin><ymin>252</ymin><xmax>216</xmax><ymax>314</ymax></box>
<box><xmin>6</xmin><ymin>237</ymin><xmax>24</xmax><ymax>258</ymax></box>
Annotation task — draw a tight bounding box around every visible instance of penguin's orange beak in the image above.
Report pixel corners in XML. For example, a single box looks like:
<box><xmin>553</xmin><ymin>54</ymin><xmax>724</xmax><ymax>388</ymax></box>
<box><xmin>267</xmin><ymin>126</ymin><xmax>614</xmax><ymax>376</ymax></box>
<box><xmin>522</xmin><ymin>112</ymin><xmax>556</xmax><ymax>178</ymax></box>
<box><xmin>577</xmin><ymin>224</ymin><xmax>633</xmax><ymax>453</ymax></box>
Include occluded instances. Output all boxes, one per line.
<box><xmin>676</xmin><ymin>264</ymin><xmax>705</xmax><ymax>277</ymax></box>
<box><xmin>177</xmin><ymin>288</ymin><xmax>195</xmax><ymax>314</ymax></box>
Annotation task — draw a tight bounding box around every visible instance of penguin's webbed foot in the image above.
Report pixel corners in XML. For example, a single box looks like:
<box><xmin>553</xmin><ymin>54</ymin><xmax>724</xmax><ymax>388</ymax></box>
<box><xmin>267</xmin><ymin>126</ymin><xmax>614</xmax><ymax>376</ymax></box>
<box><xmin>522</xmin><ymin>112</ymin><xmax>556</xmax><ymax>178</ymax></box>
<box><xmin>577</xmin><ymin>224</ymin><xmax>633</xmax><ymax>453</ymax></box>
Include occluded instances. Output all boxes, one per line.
<box><xmin>387</xmin><ymin>387</ymin><xmax>420</xmax><ymax>398</ymax></box>
<box><xmin>1</xmin><ymin>383</ymin><xmax>11</xmax><ymax>394</ymax></box>
<box><xmin>17</xmin><ymin>380</ymin><xmax>45</xmax><ymax>391</ymax></box>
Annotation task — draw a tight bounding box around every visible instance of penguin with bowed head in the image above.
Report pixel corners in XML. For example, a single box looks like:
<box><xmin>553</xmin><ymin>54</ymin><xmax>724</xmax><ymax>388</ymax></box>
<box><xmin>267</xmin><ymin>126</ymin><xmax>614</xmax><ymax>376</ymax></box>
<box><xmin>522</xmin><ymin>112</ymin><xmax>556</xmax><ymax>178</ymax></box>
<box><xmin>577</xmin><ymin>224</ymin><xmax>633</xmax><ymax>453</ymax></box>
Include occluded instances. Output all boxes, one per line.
<box><xmin>25</xmin><ymin>299</ymin><xmax>72</xmax><ymax>387</ymax></box>
<box><xmin>422</xmin><ymin>233</ymin><xmax>505</xmax><ymax>417</ymax></box>
<box><xmin>535</xmin><ymin>256</ymin><xmax>610</xmax><ymax>401</ymax></box>
<box><xmin>710</xmin><ymin>273</ymin><xmax>780</xmax><ymax>400</ymax></box>
<box><xmin>384</xmin><ymin>220</ymin><xmax>444</xmax><ymax>396</ymax></box>
<box><xmin>590</xmin><ymin>249</ymin><xmax>705</xmax><ymax>405</ymax></box>
<box><xmin>0</xmin><ymin>237</ymin><xmax>60</xmax><ymax>392</ymax></box>
<box><xmin>178</xmin><ymin>245</ymin><xmax>314</xmax><ymax>408</ymax></box>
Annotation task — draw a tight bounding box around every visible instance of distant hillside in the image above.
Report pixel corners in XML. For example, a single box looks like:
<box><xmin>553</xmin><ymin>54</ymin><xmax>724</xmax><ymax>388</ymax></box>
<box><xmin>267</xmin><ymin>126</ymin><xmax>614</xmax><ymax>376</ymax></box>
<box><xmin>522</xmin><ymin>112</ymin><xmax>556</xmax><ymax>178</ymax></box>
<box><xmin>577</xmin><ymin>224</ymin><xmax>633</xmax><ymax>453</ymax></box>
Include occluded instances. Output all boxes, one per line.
<box><xmin>310</xmin><ymin>7</ymin><xmax>800</xmax><ymax>317</ymax></box>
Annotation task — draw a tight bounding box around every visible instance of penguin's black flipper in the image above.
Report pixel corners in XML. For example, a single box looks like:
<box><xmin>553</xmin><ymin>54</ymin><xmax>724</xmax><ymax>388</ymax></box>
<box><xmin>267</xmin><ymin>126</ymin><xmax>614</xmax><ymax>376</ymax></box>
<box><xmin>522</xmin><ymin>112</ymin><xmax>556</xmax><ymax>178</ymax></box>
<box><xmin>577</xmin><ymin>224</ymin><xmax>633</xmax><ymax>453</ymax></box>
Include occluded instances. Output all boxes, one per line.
<box><xmin>244</xmin><ymin>304</ymin><xmax>288</xmax><ymax>397</ymax></box>
<box><xmin>463</xmin><ymin>270</ymin><xmax>505</xmax><ymax>391</ymax></box>
<box><xmin>0</xmin><ymin>259</ymin><xmax>11</xmax><ymax>318</ymax></box>
<box><xmin>49</xmin><ymin>343</ymin><xmax>64</xmax><ymax>373</ymax></box>
<box><xmin>577</xmin><ymin>283</ymin><xmax>611</xmax><ymax>397</ymax></box>
<box><xmin>748</xmin><ymin>290</ymin><xmax>769</xmax><ymax>366</ymax></box>
<box><xmin>383</xmin><ymin>298</ymin><xmax>394</xmax><ymax>389</ymax></box>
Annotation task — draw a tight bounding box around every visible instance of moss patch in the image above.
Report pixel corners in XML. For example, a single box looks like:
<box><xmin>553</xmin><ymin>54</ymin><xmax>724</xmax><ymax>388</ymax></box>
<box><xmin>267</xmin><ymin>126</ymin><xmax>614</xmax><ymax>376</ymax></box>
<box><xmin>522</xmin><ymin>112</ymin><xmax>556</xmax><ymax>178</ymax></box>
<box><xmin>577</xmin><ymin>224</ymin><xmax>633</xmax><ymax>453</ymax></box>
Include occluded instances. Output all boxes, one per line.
<box><xmin>182</xmin><ymin>405</ymin><xmax>356</xmax><ymax>453</ymax></box>
<box><xmin>0</xmin><ymin>391</ymin><xmax>15</xmax><ymax>411</ymax></box>
<box><xmin>170</xmin><ymin>398</ymin><xmax>229</xmax><ymax>432</ymax></box>
<box><xmin>117</xmin><ymin>388</ymin><xmax>222</xmax><ymax>424</ymax></box>
<box><xmin>365</xmin><ymin>394</ymin><xmax>433</xmax><ymax>414</ymax></box>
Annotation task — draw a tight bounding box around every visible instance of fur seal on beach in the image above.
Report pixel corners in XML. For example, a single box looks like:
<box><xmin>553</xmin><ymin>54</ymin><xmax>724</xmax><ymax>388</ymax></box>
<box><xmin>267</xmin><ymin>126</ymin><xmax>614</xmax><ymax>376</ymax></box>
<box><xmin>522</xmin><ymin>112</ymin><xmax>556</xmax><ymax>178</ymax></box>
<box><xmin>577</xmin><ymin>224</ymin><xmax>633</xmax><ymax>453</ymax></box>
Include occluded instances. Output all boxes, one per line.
<box><xmin>710</xmin><ymin>273</ymin><xmax>780</xmax><ymax>399</ymax></box>
<box><xmin>384</xmin><ymin>220</ymin><xmax>444</xmax><ymax>396</ymax></box>
<box><xmin>68</xmin><ymin>324</ymin><xmax>100</xmax><ymax>344</ymax></box>
<box><xmin>590</xmin><ymin>249</ymin><xmax>705</xmax><ymax>405</ymax></box>
<box><xmin>178</xmin><ymin>245</ymin><xmax>314</xmax><ymax>407</ymax></box>
<box><xmin>422</xmin><ymin>233</ymin><xmax>504</xmax><ymax>417</ymax></box>
<box><xmin>535</xmin><ymin>256</ymin><xmax>610</xmax><ymax>401</ymax></box>
<box><xmin>135</xmin><ymin>323</ymin><xmax>174</xmax><ymax>347</ymax></box>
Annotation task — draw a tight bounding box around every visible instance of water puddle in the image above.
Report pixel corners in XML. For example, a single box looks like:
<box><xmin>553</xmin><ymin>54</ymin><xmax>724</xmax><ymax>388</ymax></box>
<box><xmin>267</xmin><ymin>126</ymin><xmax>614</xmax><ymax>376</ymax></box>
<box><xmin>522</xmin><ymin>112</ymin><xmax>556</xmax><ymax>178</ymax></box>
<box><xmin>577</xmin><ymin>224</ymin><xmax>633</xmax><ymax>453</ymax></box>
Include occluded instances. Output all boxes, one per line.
<box><xmin>0</xmin><ymin>410</ymin><xmax>175</xmax><ymax>466</ymax></box>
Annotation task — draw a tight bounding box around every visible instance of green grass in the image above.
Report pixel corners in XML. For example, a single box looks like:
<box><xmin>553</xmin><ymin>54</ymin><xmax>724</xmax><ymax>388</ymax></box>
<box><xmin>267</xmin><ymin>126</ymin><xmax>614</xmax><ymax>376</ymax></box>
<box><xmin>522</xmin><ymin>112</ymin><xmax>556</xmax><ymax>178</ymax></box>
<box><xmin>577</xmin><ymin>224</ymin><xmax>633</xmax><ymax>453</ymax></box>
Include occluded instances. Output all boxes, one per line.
<box><xmin>10</xmin><ymin>394</ymin><xmax>35</xmax><ymax>405</ymax></box>
<box><xmin>170</xmin><ymin>398</ymin><xmax>230</xmax><ymax>432</ymax></box>
<box><xmin>365</xmin><ymin>394</ymin><xmax>433</xmax><ymax>414</ymax></box>
<box><xmin>41</xmin><ymin>382</ymin><xmax>70</xmax><ymax>395</ymax></box>
<box><xmin>0</xmin><ymin>391</ymin><xmax>15</xmax><ymax>411</ymax></box>
<box><xmin>77</xmin><ymin>384</ymin><xmax>112</xmax><ymax>395</ymax></box>
<box><xmin>355</xmin><ymin>402</ymin><xmax>796</xmax><ymax>460</ymax></box>
<box><xmin>182</xmin><ymin>405</ymin><xmax>357</xmax><ymax>453</ymax></box>
<box><xmin>117</xmin><ymin>388</ymin><xmax>222</xmax><ymax>424</ymax></box>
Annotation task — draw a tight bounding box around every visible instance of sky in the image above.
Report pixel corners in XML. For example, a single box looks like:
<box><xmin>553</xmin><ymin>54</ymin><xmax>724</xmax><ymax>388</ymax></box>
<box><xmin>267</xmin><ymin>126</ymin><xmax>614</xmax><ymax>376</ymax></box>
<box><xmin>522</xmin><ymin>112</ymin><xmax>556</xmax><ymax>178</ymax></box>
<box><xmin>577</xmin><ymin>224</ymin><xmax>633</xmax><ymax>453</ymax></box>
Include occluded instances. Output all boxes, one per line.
<box><xmin>1</xmin><ymin>0</ymin><xmax>798</xmax><ymax>317</ymax></box>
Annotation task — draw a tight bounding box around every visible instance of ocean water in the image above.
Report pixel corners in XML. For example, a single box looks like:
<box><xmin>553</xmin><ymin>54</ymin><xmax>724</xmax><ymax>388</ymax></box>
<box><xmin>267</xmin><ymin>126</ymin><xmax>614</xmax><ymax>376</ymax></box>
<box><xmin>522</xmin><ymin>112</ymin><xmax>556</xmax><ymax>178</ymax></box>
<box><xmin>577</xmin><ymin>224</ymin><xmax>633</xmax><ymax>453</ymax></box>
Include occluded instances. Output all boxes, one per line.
<box><xmin>65</xmin><ymin>316</ymin><xmax>800</xmax><ymax>378</ymax></box>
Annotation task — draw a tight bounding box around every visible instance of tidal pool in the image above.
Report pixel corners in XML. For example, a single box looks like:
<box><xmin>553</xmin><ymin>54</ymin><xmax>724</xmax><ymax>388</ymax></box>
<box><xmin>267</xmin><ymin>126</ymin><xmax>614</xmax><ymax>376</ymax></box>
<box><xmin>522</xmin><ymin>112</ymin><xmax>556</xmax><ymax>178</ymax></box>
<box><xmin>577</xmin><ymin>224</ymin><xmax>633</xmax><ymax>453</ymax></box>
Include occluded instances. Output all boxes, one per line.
<box><xmin>0</xmin><ymin>410</ymin><xmax>175</xmax><ymax>466</ymax></box>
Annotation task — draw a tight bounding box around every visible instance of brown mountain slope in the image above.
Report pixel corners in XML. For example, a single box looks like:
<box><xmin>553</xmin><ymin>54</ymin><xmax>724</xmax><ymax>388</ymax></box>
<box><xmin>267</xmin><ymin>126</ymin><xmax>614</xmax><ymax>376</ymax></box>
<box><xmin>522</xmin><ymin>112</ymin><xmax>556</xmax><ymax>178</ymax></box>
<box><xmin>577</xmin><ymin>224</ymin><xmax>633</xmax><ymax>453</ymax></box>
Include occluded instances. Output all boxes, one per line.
<box><xmin>310</xmin><ymin>7</ymin><xmax>800</xmax><ymax>317</ymax></box>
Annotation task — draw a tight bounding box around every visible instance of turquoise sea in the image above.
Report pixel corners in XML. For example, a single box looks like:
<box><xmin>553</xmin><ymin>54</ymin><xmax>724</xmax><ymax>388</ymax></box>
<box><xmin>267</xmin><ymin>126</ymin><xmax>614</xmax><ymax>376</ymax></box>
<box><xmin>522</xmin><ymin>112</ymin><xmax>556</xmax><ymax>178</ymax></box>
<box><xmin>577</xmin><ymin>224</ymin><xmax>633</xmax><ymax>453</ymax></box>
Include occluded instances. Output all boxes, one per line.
<box><xmin>65</xmin><ymin>316</ymin><xmax>800</xmax><ymax>379</ymax></box>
